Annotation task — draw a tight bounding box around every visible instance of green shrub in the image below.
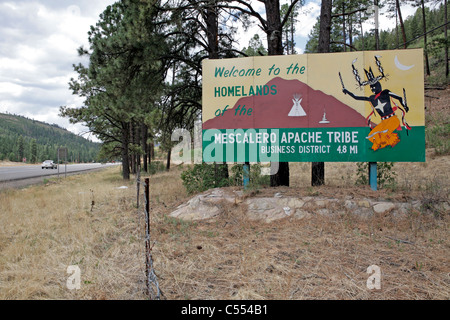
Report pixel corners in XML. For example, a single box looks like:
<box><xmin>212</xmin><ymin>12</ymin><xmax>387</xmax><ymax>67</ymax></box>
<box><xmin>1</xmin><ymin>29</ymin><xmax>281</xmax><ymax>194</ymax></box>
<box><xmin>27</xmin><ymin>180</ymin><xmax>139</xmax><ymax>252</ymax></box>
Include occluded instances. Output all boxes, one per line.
<box><xmin>148</xmin><ymin>161</ymin><xmax>165</xmax><ymax>175</ymax></box>
<box><xmin>180</xmin><ymin>163</ymin><xmax>229</xmax><ymax>194</ymax></box>
<box><xmin>181</xmin><ymin>163</ymin><xmax>270</xmax><ymax>194</ymax></box>
<box><xmin>229</xmin><ymin>163</ymin><xmax>270</xmax><ymax>188</ymax></box>
<box><xmin>248</xmin><ymin>163</ymin><xmax>270</xmax><ymax>188</ymax></box>
<box><xmin>425</xmin><ymin>113</ymin><xmax>450</xmax><ymax>155</ymax></box>
<box><xmin>230</xmin><ymin>164</ymin><xmax>244</xmax><ymax>186</ymax></box>
<box><xmin>356</xmin><ymin>162</ymin><xmax>397</xmax><ymax>189</ymax></box>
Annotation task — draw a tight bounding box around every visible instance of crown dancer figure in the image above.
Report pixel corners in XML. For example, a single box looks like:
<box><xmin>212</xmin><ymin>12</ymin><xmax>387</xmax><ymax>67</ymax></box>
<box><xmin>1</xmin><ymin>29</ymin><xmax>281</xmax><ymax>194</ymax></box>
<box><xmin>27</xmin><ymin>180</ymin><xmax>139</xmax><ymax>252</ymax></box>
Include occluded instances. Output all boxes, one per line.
<box><xmin>342</xmin><ymin>56</ymin><xmax>410</xmax><ymax>151</ymax></box>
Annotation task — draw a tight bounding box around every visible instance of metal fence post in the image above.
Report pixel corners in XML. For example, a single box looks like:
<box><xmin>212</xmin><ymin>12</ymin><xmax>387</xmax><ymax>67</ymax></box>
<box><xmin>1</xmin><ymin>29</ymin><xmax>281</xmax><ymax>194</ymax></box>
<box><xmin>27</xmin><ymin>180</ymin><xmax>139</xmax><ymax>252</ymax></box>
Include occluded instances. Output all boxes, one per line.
<box><xmin>143</xmin><ymin>177</ymin><xmax>161</xmax><ymax>300</ymax></box>
<box><xmin>144</xmin><ymin>178</ymin><xmax>150</xmax><ymax>294</ymax></box>
<box><xmin>369</xmin><ymin>162</ymin><xmax>377</xmax><ymax>191</ymax></box>
<box><xmin>243</xmin><ymin>162</ymin><xmax>250</xmax><ymax>189</ymax></box>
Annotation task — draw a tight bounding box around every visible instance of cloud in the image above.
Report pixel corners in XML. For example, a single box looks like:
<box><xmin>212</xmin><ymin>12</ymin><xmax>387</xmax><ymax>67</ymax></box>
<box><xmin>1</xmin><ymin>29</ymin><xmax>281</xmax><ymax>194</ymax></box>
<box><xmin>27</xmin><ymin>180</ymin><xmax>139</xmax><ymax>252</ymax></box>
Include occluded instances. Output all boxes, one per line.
<box><xmin>295</xmin><ymin>0</ymin><xmax>321</xmax><ymax>38</ymax></box>
<box><xmin>0</xmin><ymin>0</ymin><xmax>116</xmax><ymax>140</ymax></box>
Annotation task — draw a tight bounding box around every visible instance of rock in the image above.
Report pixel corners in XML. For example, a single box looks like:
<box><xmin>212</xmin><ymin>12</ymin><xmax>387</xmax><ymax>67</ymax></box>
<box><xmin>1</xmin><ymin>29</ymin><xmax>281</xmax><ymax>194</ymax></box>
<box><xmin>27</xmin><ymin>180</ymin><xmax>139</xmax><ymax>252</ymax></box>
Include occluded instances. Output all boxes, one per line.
<box><xmin>166</xmin><ymin>187</ymin><xmax>424</xmax><ymax>223</ymax></box>
<box><xmin>352</xmin><ymin>208</ymin><xmax>373</xmax><ymax>218</ymax></box>
<box><xmin>395</xmin><ymin>203</ymin><xmax>412</xmax><ymax>218</ymax></box>
<box><xmin>314</xmin><ymin>200</ymin><xmax>327</xmax><ymax>207</ymax></box>
<box><xmin>168</xmin><ymin>188</ymin><xmax>239</xmax><ymax>221</ymax></box>
<box><xmin>373</xmin><ymin>202</ymin><xmax>396</xmax><ymax>214</ymax></box>
<box><xmin>278</xmin><ymin>198</ymin><xmax>305</xmax><ymax>209</ymax></box>
<box><xmin>357</xmin><ymin>200</ymin><xmax>371</xmax><ymax>208</ymax></box>
<box><xmin>169</xmin><ymin>196</ymin><xmax>222</xmax><ymax>221</ymax></box>
<box><xmin>245</xmin><ymin>198</ymin><xmax>287</xmax><ymax>222</ymax></box>
<box><xmin>294</xmin><ymin>209</ymin><xmax>311</xmax><ymax>219</ymax></box>
<box><xmin>344</xmin><ymin>200</ymin><xmax>356</xmax><ymax>210</ymax></box>
<box><xmin>317</xmin><ymin>208</ymin><xmax>331</xmax><ymax>216</ymax></box>
<box><xmin>245</xmin><ymin>197</ymin><xmax>309</xmax><ymax>222</ymax></box>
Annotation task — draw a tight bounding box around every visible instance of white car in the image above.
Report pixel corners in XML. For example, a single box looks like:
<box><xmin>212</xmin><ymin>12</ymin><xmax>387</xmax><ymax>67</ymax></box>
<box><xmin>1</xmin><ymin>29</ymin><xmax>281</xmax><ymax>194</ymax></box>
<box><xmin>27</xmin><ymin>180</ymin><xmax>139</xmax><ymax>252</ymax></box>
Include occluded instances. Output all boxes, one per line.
<box><xmin>42</xmin><ymin>160</ymin><xmax>57</xmax><ymax>169</ymax></box>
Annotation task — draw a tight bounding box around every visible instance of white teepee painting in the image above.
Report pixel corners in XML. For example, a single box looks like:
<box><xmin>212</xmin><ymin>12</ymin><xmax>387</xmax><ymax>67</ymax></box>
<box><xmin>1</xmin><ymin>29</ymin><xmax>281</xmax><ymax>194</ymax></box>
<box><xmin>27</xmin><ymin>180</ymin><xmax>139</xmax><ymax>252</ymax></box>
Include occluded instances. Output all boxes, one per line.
<box><xmin>288</xmin><ymin>93</ymin><xmax>307</xmax><ymax>117</ymax></box>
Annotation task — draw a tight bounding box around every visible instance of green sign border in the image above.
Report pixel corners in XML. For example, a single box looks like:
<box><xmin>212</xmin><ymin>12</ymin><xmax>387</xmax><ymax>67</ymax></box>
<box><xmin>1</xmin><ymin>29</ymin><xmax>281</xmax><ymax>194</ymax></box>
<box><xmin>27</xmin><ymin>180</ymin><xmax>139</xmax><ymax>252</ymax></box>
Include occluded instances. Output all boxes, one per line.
<box><xmin>202</xmin><ymin>126</ymin><xmax>425</xmax><ymax>163</ymax></box>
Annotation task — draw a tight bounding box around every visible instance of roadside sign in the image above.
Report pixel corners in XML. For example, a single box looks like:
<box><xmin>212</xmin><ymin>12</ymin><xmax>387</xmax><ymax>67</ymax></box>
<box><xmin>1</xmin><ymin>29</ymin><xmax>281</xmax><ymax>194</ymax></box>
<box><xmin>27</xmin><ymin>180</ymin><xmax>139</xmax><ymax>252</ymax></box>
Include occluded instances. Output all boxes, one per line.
<box><xmin>202</xmin><ymin>49</ymin><xmax>425</xmax><ymax>163</ymax></box>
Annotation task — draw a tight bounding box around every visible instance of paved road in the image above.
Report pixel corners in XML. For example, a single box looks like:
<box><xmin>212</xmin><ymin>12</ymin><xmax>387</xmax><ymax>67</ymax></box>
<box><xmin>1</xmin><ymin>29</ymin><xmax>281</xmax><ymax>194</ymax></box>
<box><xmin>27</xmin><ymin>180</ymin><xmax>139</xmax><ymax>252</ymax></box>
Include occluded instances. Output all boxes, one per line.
<box><xmin>0</xmin><ymin>163</ymin><xmax>119</xmax><ymax>183</ymax></box>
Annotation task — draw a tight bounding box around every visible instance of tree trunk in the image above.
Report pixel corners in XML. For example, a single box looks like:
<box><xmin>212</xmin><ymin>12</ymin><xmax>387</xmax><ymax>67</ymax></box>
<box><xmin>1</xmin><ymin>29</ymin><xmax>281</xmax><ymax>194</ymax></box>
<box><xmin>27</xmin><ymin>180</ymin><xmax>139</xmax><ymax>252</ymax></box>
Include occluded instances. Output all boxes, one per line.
<box><xmin>205</xmin><ymin>2</ymin><xmax>219</xmax><ymax>59</ymax></box>
<box><xmin>150</xmin><ymin>141</ymin><xmax>155</xmax><ymax>160</ymax></box>
<box><xmin>271</xmin><ymin>161</ymin><xmax>290</xmax><ymax>186</ymax></box>
<box><xmin>130</xmin><ymin>123</ymin><xmax>136</xmax><ymax>174</ymax></box>
<box><xmin>290</xmin><ymin>0</ymin><xmax>295</xmax><ymax>54</ymax></box>
<box><xmin>311</xmin><ymin>163</ymin><xmax>325</xmax><ymax>186</ymax></box>
<box><xmin>446</xmin><ymin>0</ymin><xmax>449</xmax><ymax>78</ymax></box>
<box><xmin>311</xmin><ymin>0</ymin><xmax>332</xmax><ymax>187</ymax></box>
<box><xmin>421</xmin><ymin>0</ymin><xmax>430</xmax><ymax>76</ymax></box>
<box><xmin>349</xmin><ymin>14</ymin><xmax>353</xmax><ymax>51</ymax></box>
<box><xmin>318</xmin><ymin>0</ymin><xmax>332</xmax><ymax>53</ymax></box>
<box><xmin>166</xmin><ymin>148</ymin><xmax>171</xmax><ymax>171</ymax></box>
<box><xmin>205</xmin><ymin>1</ymin><xmax>229</xmax><ymax>182</ymax></box>
<box><xmin>265</xmin><ymin>0</ymin><xmax>289</xmax><ymax>187</ymax></box>
<box><xmin>135</xmin><ymin>122</ymin><xmax>141</xmax><ymax>173</ymax></box>
<box><xmin>342</xmin><ymin>2</ymin><xmax>347</xmax><ymax>52</ymax></box>
<box><xmin>360</xmin><ymin>11</ymin><xmax>365</xmax><ymax>51</ymax></box>
<box><xmin>141</xmin><ymin>123</ymin><xmax>148</xmax><ymax>173</ymax></box>
<box><xmin>374</xmin><ymin>0</ymin><xmax>380</xmax><ymax>50</ymax></box>
<box><xmin>265</xmin><ymin>0</ymin><xmax>284</xmax><ymax>56</ymax></box>
<box><xmin>121</xmin><ymin>123</ymin><xmax>130</xmax><ymax>180</ymax></box>
<box><xmin>395</xmin><ymin>6</ymin><xmax>399</xmax><ymax>48</ymax></box>
<box><xmin>396</xmin><ymin>0</ymin><xmax>407</xmax><ymax>48</ymax></box>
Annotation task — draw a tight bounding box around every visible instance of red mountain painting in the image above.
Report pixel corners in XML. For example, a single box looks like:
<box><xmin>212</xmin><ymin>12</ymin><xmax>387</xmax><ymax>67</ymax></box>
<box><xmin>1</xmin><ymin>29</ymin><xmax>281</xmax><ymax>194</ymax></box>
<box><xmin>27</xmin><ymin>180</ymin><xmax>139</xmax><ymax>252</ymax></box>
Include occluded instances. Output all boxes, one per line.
<box><xmin>203</xmin><ymin>77</ymin><xmax>367</xmax><ymax>130</ymax></box>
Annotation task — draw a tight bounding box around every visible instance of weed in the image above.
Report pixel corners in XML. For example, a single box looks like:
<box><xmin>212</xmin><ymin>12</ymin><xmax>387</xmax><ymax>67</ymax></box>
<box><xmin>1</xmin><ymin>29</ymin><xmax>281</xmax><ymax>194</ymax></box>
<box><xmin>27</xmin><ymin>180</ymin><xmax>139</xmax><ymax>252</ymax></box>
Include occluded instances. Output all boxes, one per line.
<box><xmin>418</xmin><ymin>176</ymin><xmax>449</xmax><ymax>218</ymax></box>
<box><xmin>229</xmin><ymin>163</ymin><xmax>270</xmax><ymax>189</ymax></box>
<box><xmin>180</xmin><ymin>163</ymin><xmax>229</xmax><ymax>195</ymax></box>
<box><xmin>306</xmin><ymin>186</ymin><xmax>319</xmax><ymax>196</ymax></box>
<box><xmin>148</xmin><ymin>161</ymin><xmax>166</xmax><ymax>175</ymax></box>
<box><xmin>425</xmin><ymin>113</ymin><xmax>450</xmax><ymax>156</ymax></box>
<box><xmin>163</xmin><ymin>215</ymin><xmax>195</xmax><ymax>236</ymax></box>
<box><xmin>415</xmin><ymin>261</ymin><xmax>424</xmax><ymax>271</ymax></box>
<box><xmin>356</xmin><ymin>162</ymin><xmax>397</xmax><ymax>189</ymax></box>
<box><xmin>202</xmin><ymin>230</ymin><xmax>219</xmax><ymax>238</ymax></box>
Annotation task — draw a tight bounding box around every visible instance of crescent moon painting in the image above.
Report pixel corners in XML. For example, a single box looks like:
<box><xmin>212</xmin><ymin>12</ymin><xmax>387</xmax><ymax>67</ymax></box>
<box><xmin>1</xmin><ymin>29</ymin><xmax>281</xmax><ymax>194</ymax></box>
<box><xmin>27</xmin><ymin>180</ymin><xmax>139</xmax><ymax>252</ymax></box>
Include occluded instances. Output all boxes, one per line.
<box><xmin>395</xmin><ymin>55</ymin><xmax>415</xmax><ymax>71</ymax></box>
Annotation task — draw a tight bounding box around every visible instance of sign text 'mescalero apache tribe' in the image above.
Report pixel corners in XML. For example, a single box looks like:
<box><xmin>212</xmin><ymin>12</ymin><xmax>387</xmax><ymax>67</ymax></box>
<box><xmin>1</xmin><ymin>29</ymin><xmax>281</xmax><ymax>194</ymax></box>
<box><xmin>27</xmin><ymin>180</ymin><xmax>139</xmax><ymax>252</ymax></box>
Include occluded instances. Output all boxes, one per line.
<box><xmin>202</xmin><ymin>49</ymin><xmax>425</xmax><ymax>163</ymax></box>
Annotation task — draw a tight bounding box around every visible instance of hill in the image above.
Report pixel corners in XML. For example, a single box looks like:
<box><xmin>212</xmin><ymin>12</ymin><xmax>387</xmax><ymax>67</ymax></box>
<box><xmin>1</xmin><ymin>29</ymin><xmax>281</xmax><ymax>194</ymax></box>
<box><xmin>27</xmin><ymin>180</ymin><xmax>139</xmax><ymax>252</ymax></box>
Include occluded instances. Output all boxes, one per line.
<box><xmin>203</xmin><ymin>77</ymin><xmax>367</xmax><ymax>130</ymax></box>
<box><xmin>0</xmin><ymin>112</ymin><xmax>100</xmax><ymax>163</ymax></box>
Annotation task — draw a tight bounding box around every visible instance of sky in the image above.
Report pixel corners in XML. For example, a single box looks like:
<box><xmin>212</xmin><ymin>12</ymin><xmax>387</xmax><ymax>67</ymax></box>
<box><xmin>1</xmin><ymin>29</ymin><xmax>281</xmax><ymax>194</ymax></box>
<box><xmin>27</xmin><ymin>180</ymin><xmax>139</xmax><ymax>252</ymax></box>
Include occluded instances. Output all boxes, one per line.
<box><xmin>0</xmin><ymin>0</ymin><xmax>420</xmax><ymax>142</ymax></box>
<box><xmin>0</xmin><ymin>0</ymin><xmax>117</xmax><ymax>141</ymax></box>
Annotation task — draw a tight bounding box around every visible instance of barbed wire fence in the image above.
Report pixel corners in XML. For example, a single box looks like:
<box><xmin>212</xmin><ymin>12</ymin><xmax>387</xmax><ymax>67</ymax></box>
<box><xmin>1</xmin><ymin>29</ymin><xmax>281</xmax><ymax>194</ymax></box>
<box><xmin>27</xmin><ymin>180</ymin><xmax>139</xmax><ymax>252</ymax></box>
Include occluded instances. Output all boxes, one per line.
<box><xmin>136</xmin><ymin>167</ymin><xmax>162</xmax><ymax>300</ymax></box>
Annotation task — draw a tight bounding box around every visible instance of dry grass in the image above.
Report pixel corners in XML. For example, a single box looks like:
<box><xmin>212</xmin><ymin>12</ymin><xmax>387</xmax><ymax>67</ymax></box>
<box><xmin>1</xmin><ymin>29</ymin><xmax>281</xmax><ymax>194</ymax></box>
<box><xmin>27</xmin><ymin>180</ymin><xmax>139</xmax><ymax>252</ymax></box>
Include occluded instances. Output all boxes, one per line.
<box><xmin>0</xmin><ymin>161</ymin><xmax>33</xmax><ymax>167</ymax></box>
<box><xmin>0</xmin><ymin>156</ymin><xmax>448</xmax><ymax>300</ymax></box>
<box><xmin>153</xmin><ymin>213</ymin><xmax>449</xmax><ymax>300</ymax></box>
<box><xmin>150</xmin><ymin>163</ymin><xmax>449</xmax><ymax>300</ymax></box>
<box><xmin>0</xmin><ymin>168</ymin><xmax>146</xmax><ymax>299</ymax></box>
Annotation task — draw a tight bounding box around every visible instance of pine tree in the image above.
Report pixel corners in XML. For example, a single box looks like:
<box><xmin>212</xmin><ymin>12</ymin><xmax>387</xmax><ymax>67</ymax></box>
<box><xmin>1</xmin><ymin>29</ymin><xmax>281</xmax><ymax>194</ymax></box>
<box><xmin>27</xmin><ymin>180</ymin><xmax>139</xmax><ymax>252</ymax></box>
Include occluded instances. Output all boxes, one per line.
<box><xmin>17</xmin><ymin>136</ymin><xmax>24</xmax><ymax>162</ymax></box>
<box><xmin>30</xmin><ymin>139</ymin><xmax>37</xmax><ymax>163</ymax></box>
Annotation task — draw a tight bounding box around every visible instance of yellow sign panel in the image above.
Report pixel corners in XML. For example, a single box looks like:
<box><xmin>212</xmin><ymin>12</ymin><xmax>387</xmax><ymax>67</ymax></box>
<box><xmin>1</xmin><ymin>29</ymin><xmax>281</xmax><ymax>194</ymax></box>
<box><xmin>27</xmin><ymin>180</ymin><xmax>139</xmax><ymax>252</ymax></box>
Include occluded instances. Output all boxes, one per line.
<box><xmin>202</xmin><ymin>49</ymin><xmax>425</xmax><ymax>162</ymax></box>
